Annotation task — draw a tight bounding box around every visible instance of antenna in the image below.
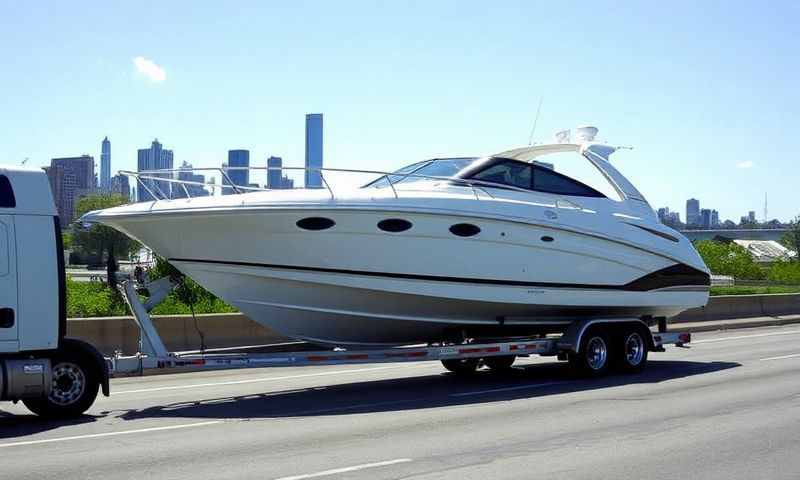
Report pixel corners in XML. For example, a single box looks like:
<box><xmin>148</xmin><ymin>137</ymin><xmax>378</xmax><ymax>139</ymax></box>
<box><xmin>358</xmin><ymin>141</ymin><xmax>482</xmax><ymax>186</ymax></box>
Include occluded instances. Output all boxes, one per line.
<box><xmin>20</xmin><ymin>157</ymin><xmax>29</xmax><ymax>166</ymax></box>
<box><xmin>527</xmin><ymin>97</ymin><xmax>543</xmax><ymax>146</ymax></box>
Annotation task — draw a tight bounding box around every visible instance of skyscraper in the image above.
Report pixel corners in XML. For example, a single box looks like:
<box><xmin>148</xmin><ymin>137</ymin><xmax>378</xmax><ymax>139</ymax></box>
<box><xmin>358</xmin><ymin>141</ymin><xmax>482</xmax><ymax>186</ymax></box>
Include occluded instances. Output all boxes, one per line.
<box><xmin>173</xmin><ymin>161</ymin><xmax>209</xmax><ymax>198</ymax></box>
<box><xmin>137</xmin><ymin>139</ymin><xmax>174</xmax><ymax>201</ymax></box>
<box><xmin>46</xmin><ymin>155</ymin><xmax>96</xmax><ymax>224</ymax></box>
<box><xmin>305</xmin><ymin>113</ymin><xmax>323</xmax><ymax>188</ymax></box>
<box><xmin>225</xmin><ymin>150</ymin><xmax>250</xmax><ymax>194</ymax></box>
<box><xmin>100</xmin><ymin>136</ymin><xmax>111</xmax><ymax>191</ymax></box>
<box><xmin>711</xmin><ymin>209</ymin><xmax>720</xmax><ymax>228</ymax></box>
<box><xmin>686</xmin><ymin>198</ymin><xmax>700</xmax><ymax>226</ymax></box>
<box><xmin>267</xmin><ymin>156</ymin><xmax>283</xmax><ymax>189</ymax></box>
<box><xmin>700</xmin><ymin>208</ymin><xmax>712</xmax><ymax>229</ymax></box>
<box><xmin>110</xmin><ymin>174</ymin><xmax>131</xmax><ymax>200</ymax></box>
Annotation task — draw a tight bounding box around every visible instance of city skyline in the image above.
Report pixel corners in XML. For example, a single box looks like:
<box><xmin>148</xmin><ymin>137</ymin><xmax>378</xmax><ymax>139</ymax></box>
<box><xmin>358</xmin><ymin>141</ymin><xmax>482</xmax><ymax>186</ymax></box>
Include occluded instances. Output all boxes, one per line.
<box><xmin>3</xmin><ymin>3</ymin><xmax>797</xmax><ymax>222</ymax></box>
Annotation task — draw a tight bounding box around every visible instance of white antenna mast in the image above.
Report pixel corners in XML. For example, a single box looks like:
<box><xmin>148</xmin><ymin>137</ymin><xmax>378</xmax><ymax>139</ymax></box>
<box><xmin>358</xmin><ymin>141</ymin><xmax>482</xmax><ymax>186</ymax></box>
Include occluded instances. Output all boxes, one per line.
<box><xmin>527</xmin><ymin>97</ymin><xmax>543</xmax><ymax>146</ymax></box>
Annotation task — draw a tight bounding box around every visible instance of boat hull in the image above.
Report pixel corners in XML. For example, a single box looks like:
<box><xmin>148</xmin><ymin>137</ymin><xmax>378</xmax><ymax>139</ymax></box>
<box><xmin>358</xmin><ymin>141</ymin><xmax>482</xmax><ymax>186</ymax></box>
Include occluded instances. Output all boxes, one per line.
<box><xmin>99</xmin><ymin>206</ymin><xmax>709</xmax><ymax>346</ymax></box>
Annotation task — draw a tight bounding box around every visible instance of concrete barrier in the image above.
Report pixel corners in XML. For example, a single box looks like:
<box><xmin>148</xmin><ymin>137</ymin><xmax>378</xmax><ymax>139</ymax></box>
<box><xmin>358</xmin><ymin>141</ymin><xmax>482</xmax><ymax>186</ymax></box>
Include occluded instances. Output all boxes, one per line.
<box><xmin>68</xmin><ymin>293</ymin><xmax>800</xmax><ymax>355</ymax></box>
<box><xmin>67</xmin><ymin>313</ymin><xmax>291</xmax><ymax>356</ymax></box>
<box><xmin>671</xmin><ymin>293</ymin><xmax>800</xmax><ymax>323</ymax></box>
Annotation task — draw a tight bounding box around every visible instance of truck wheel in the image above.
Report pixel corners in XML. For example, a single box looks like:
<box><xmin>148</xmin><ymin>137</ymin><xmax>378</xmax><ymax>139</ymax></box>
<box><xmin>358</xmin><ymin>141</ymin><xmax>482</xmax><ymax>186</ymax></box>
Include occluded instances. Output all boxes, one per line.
<box><xmin>441</xmin><ymin>358</ymin><xmax>480</xmax><ymax>375</ymax></box>
<box><xmin>568</xmin><ymin>330</ymin><xmax>611</xmax><ymax>377</ymax></box>
<box><xmin>614</xmin><ymin>329</ymin><xmax>649</xmax><ymax>374</ymax></box>
<box><xmin>483</xmin><ymin>355</ymin><xmax>516</xmax><ymax>372</ymax></box>
<box><xmin>23</xmin><ymin>349</ymin><xmax>99</xmax><ymax>419</ymax></box>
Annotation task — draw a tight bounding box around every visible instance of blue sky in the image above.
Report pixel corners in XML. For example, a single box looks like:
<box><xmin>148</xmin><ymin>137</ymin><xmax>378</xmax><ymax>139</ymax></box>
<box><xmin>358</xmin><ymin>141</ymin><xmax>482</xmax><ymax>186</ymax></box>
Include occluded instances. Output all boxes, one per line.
<box><xmin>1</xmin><ymin>1</ymin><xmax>797</xmax><ymax>222</ymax></box>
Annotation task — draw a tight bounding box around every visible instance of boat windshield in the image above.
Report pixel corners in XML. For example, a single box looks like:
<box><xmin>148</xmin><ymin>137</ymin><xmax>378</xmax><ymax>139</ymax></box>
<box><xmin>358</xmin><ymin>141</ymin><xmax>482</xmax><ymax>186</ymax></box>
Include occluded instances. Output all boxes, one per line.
<box><xmin>364</xmin><ymin>158</ymin><xmax>476</xmax><ymax>188</ymax></box>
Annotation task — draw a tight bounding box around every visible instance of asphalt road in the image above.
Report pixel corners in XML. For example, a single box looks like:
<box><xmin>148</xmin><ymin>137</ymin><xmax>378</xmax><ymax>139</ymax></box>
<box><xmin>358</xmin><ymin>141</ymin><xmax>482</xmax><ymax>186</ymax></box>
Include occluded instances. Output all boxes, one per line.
<box><xmin>2</xmin><ymin>325</ymin><xmax>799</xmax><ymax>480</ymax></box>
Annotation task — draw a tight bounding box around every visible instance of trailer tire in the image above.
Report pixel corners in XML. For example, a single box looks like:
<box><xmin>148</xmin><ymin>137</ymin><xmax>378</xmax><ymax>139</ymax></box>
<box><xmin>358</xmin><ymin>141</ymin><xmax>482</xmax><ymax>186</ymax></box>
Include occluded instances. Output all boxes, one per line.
<box><xmin>568</xmin><ymin>329</ymin><xmax>611</xmax><ymax>378</ymax></box>
<box><xmin>614</xmin><ymin>328</ymin><xmax>649</xmax><ymax>374</ymax></box>
<box><xmin>22</xmin><ymin>346</ymin><xmax>100</xmax><ymax>419</ymax></box>
<box><xmin>483</xmin><ymin>355</ymin><xmax>516</xmax><ymax>372</ymax></box>
<box><xmin>441</xmin><ymin>358</ymin><xmax>481</xmax><ymax>375</ymax></box>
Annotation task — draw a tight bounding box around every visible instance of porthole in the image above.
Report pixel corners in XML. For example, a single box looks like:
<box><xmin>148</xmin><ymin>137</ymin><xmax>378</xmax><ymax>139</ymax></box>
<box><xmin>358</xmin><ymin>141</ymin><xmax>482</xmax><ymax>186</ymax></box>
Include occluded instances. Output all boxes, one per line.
<box><xmin>296</xmin><ymin>217</ymin><xmax>335</xmax><ymax>231</ymax></box>
<box><xmin>377</xmin><ymin>218</ymin><xmax>412</xmax><ymax>233</ymax></box>
<box><xmin>449</xmin><ymin>223</ymin><xmax>481</xmax><ymax>237</ymax></box>
<box><xmin>541</xmin><ymin>236</ymin><xmax>554</xmax><ymax>242</ymax></box>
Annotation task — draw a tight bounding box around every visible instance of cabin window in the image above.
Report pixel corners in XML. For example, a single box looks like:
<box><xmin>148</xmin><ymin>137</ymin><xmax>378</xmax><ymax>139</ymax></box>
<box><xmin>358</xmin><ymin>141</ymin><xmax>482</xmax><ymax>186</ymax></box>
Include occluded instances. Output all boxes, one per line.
<box><xmin>377</xmin><ymin>219</ymin><xmax>412</xmax><ymax>232</ymax></box>
<box><xmin>296</xmin><ymin>217</ymin><xmax>335</xmax><ymax>231</ymax></box>
<box><xmin>0</xmin><ymin>175</ymin><xmax>15</xmax><ymax>208</ymax></box>
<box><xmin>449</xmin><ymin>223</ymin><xmax>481</xmax><ymax>237</ymax></box>
<box><xmin>469</xmin><ymin>161</ymin><xmax>532</xmax><ymax>189</ymax></box>
<box><xmin>532</xmin><ymin>165</ymin><xmax>605</xmax><ymax>198</ymax></box>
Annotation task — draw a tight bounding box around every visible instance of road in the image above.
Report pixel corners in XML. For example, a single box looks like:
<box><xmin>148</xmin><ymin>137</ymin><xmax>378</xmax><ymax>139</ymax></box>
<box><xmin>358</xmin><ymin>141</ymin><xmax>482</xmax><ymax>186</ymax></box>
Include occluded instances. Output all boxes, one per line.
<box><xmin>2</xmin><ymin>324</ymin><xmax>799</xmax><ymax>479</ymax></box>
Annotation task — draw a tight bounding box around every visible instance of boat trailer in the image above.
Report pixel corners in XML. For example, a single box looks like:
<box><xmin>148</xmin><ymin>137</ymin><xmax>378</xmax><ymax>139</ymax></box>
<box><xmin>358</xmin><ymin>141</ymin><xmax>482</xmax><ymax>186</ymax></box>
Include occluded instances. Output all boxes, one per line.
<box><xmin>109</xmin><ymin>276</ymin><xmax>691</xmax><ymax>377</ymax></box>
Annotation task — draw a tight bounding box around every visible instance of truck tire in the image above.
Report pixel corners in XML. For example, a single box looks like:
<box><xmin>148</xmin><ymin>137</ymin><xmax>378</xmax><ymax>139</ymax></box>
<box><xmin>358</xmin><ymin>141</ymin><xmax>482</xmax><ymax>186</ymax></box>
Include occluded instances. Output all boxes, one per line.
<box><xmin>614</xmin><ymin>327</ymin><xmax>649</xmax><ymax>374</ymax></box>
<box><xmin>483</xmin><ymin>355</ymin><xmax>516</xmax><ymax>372</ymax></box>
<box><xmin>568</xmin><ymin>329</ymin><xmax>611</xmax><ymax>378</ymax></box>
<box><xmin>441</xmin><ymin>358</ymin><xmax>480</xmax><ymax>375</ymax></box>
<box><xmin>22</xmin><ymin>346</ymin><xmax>100</xmax><ymax>418</ymax></box>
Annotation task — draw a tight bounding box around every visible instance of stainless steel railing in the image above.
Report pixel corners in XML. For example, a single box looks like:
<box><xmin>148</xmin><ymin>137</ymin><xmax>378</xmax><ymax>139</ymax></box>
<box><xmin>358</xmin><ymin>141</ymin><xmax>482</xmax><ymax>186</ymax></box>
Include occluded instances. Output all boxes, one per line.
<box><xmin>119</xmin><ymin>165</ymin><xmax>540</xmax><ymax>202</ymax></box>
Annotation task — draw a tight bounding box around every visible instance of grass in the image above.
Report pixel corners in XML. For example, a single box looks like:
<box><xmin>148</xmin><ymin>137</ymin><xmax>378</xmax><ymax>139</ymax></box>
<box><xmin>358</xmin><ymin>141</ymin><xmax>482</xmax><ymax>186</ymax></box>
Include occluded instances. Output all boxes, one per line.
<box><xmin>710</xmin><ymin>285</ymin><xmax>800</xmax><ymax>296</ymax></box>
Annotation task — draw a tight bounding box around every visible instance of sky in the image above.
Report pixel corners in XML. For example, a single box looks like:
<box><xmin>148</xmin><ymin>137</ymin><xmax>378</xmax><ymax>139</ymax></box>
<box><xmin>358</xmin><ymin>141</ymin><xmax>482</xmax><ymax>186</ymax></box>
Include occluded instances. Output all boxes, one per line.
<box><xmin>1</xmin><ymin>1</ymin><xmax>797</xmax><ymax>222</ymax></box>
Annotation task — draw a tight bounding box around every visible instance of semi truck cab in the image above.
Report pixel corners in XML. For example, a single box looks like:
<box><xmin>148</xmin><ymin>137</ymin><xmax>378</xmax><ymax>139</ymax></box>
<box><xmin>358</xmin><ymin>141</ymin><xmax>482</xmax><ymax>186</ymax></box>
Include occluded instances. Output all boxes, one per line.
<box><xmin>0</xmin><ymin>165</ymin><xmax>108</xmax><ymax>418</ymax></box>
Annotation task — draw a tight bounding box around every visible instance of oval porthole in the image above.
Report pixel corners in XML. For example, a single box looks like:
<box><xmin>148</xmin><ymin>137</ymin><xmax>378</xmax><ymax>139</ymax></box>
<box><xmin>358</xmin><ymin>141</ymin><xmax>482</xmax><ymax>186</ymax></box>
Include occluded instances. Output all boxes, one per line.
<box><xmin>449</xmin><ymin>223</ymin><xmax>481</xmax><ymax>237</ymax></box>
<box><xmin>377</xmin><ymin>218</ymin><xmax>412</xmax><ymax>233</ymax></box>
<box><xmin>296</xmin><ymin>217</ymin><xmax>335</xmax><ymax>231</ymax></box>
<box><xmin>541</xmin><ymin>235</ymin><xmax>554</xmax><ymax>242</ymax></box>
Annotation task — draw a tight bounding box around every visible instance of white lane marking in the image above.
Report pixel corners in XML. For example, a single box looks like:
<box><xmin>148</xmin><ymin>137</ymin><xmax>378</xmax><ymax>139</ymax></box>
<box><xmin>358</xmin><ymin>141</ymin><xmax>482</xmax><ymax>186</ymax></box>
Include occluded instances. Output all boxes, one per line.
<box><xmin>760</xmin><ymin>353</ymin><xmax>800</xmax><ymax>362</ymax></box>
<box><xmin>450</xmin><ymin>381</ymin><xmax>565</xmax><ymax>397</ymax></box>
<box><xmin>273</xmin><ymin>458</ymin><xmax>412</xmax><ymax>480</ymax></box>
<box><xmin>692</xmin><ymin>329</ymin><xmax>800</xmax><ymax>344</ymax></box>
<box><xmin>0</xmin><ymin>421</ymin><xmax>222</xmax><ymax>448</ymax></box>
<box><xmin>114</xmin><ymin>364</ymin><xmax>432</xmax><ymax>395</ymax></box>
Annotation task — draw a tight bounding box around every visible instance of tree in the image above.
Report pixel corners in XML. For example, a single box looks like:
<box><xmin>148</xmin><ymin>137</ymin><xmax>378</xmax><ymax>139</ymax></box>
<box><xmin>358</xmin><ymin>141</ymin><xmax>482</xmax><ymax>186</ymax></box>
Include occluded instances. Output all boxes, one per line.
<box><xmin>779</xmin><ymin>215</ymin><xmax>800</xmax><ymax>261</ymax></box>
<box><xmin>72</xmin><ymin>194</ymin><xmax>140</xmax><ymax>289</ymax></box>
<box><xmin>693</xmin><ymin>240</ymin><xmax>764</xmax><ymax>280</ymax></box>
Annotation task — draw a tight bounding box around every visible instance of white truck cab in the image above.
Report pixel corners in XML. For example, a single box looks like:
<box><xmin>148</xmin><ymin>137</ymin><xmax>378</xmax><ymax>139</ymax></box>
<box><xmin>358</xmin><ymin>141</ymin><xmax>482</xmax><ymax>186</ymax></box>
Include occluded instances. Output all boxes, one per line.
<box><xmin>0</xmin><ymin>165</ymin><xmax>108</xmax><ymax>418</ymax></box>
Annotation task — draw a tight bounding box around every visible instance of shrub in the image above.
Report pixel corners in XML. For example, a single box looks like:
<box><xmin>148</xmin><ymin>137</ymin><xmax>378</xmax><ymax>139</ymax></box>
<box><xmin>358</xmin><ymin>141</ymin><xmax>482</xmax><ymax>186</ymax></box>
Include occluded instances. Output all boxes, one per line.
<box><xmin>767</xmin><ymin>261</ymin><xmax>800</xmax><ymax>285</ymax></box>
<box><xmin>693</xmin><ymin>240</ymin><xmax>764</xmax><ymax>280</ymax></box>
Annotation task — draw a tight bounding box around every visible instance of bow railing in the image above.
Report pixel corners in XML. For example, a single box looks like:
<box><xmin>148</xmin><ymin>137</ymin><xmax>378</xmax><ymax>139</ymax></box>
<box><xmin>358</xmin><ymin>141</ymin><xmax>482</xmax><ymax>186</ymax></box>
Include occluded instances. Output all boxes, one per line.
<box><xmin>118</xmin><ymin>165</ymin><xmax>542</xmax><ymax>202</ymax></box>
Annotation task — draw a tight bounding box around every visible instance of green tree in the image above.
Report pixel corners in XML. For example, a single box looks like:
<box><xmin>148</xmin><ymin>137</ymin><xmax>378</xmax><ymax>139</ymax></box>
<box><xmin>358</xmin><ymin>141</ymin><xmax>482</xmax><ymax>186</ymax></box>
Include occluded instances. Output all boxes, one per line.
<box><xmin>72</xmin><ymin>194</ymin><xmax>140</xmax><ymax>289</ymax></box>
<box><xmin>779</xmin><ymin>215</ymin><xmax>800</xmax><ymax>261</ymax></box>
<box><xmin>693</xmin><ymin>240</ymin><xmax>764</xmax><ymax>280</ymax></box>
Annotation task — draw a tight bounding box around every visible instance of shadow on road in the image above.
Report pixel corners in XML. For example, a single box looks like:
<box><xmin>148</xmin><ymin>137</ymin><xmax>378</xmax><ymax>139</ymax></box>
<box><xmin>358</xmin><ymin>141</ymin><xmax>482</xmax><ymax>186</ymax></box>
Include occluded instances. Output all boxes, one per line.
<box><xmin>0</xmin><ymin>412</ymin><xmax>98</xmax><ymax>439</ymax></box>
<box><xmin>116</xmin><ymin>359</ymin><xmax>739</xmax><ymax>422</ymax></box>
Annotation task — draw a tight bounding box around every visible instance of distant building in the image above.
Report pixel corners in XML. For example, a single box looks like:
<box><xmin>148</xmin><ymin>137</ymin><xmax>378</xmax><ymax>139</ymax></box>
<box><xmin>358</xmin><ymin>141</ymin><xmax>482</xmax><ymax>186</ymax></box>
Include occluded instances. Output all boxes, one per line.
<box><xmin>267</xmin><ymin>156</ymin><xmax>295</xmax><ymax>189</ymax></box>
<box><xmin>711</xmin><ymin>209</ymin><xmax>720</xmax><ymax>228</ymax></box>
<box><xmin>225</xmin><ymin>150</ymin><xmax>250</xmax><ymax>194</ymax></box>
<box><xmin>137</xmin><ymin>139</ymin><xmax>174</xmax><ymax>201</ymax></box>
<box><xmin>656</xmin><ymin>207</ymin><xmax>681</xmax><ymax>228</ymax></box>
<box><xmin>748</xmin><ymin>211</ymin><xmax>756</xmax><ymax>223</ymax></box>
<box><xmin>733</xmin><ymin>239</ymin><xmax>797</xmax><ymax>264</ymax></box>
<box><xmin>110</xmin><ymin>174</ymin><xmax>130</xmax><ymax>200</ymax></box>
<box><xmin>305</xmin><ymin>113</ymin><xmax>323</xmax><ymax>188</ymax></box>
<box><xmin>686</xmin><ymin>198</ymin><xmax>700</xmax><ymax>226</ymax></box>
<box><xmin>700</xmin><ymin>208</ymin><xmax>712</xmax><ymax>229</ymax></box>
<box><xmin>46</xmin><ymin>155</ymin><xmax>96</xmax><ymax>224</ymax></box>
<box><xmin>100</xmin><ymin>136</ymin><xmax>111</xmax><ymax>191</ymax></box>
<box><xmin>173</xmin><ymin>161</ymin><xmax>209</xmax><ymax>198</ymax></box>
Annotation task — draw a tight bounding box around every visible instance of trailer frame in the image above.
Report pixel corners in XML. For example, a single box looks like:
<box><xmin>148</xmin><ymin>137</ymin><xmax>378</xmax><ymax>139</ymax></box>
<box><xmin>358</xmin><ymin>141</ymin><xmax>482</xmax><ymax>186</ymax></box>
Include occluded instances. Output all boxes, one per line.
<box><xmin>110</xmin><ymin>277</ymin><xmax>691</xmax><ymax>376</ymax></box>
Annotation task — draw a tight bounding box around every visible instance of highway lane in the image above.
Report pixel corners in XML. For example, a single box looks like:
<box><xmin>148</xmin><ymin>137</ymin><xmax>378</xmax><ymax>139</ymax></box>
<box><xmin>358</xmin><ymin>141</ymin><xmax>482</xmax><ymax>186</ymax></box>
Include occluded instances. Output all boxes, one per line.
<box><xmin>1</xmin><ymin>324</ymin><xmax>799</xmax><ymax>479</ymax></box>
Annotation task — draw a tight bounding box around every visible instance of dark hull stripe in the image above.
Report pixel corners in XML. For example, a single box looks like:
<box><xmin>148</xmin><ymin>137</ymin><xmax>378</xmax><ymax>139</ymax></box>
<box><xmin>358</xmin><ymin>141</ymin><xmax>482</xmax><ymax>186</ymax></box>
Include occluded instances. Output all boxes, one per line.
<box><xmin>169</xmin><ymin>258</ymin><xmax>710</xmax><ymax>292</ymax></box>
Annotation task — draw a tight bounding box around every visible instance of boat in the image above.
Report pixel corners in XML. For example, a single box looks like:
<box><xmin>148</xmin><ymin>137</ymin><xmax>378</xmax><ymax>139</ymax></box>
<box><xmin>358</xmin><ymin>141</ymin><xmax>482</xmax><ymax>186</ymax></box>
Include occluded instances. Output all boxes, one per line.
<box><xmin>82</xmin><ymin>127</ymin><xmax>710</xmax><ymax>346</ymax></box>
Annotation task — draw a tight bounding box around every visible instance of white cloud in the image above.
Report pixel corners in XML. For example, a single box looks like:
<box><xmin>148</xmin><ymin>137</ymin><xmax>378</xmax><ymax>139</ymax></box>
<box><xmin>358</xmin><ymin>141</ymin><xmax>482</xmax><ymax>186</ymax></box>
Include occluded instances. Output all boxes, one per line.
<box><xmin>736</xmin><ymin>160</ymin><xmax>754</xmax><ymax>169</ymax></box>
<box><xmin>133</xmin><ymin>56</ymin><xmax>166</xmax><ymax>82</ymax></box>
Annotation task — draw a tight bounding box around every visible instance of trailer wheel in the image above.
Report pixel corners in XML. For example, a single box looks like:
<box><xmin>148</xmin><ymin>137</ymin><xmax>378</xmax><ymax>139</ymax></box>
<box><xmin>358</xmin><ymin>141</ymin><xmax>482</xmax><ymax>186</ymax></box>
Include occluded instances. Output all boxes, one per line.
<box><xmin>483</xmin><ymin>355</ymin><xmax>516</xmax><ymax>372</ymax></box>
<box><xmin>22</xmin><ymin>348</ymin><xmax>99</xmax><ymax>419</ymax></box>
<box><xmin>568</xmin><ymin>330</ymin><xmax>611</xmax><ymax>377</ymax></box>
<box><xmin>441</xmin><ymin>358</ymin><xmax>480</xmax><ymax>375</ymax></box>
<box><xmin>614</xmin><ymin>328</ymin><xmax>649</xmax><ymax>374</ymax></box>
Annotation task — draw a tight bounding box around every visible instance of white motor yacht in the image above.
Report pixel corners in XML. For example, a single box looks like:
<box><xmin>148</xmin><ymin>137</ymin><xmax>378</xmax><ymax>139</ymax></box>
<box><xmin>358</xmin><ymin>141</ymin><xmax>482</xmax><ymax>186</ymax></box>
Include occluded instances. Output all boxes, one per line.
<box><xmin>83</xmin><ymin>127</ymin><xmax>710</xmax><ymax>346</ymax></box>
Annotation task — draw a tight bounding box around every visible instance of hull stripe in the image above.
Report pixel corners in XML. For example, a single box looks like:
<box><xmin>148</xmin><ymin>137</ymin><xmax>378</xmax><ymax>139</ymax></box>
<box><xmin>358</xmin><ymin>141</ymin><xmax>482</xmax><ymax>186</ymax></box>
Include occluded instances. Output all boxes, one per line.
<box><xmin>169</xmin><ymin>258</ymin><xmax>710</xmax><ymax>292</ymax></box>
